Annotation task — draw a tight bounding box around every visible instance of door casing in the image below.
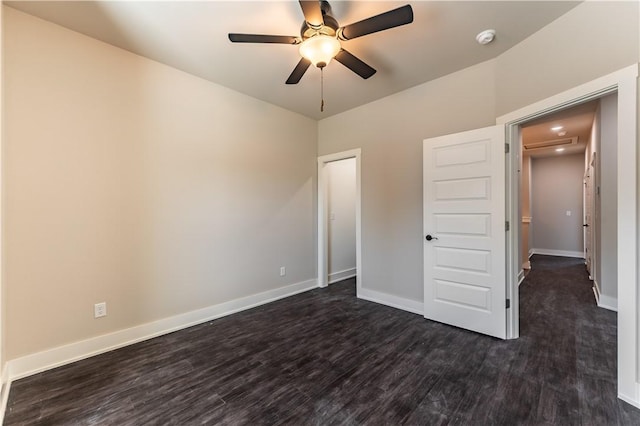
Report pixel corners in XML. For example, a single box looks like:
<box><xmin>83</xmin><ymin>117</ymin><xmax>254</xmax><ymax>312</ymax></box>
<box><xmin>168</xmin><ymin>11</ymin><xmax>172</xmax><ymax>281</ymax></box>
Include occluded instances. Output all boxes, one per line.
<box><xmin>497</xmin><ymin>64</ymin><xmax>639</xmax><ymax>406</ymax></box>
<box><xmin>584</xmin><ymin>155</ymin><xmax>596</xmax><ymax>279</ymax></box>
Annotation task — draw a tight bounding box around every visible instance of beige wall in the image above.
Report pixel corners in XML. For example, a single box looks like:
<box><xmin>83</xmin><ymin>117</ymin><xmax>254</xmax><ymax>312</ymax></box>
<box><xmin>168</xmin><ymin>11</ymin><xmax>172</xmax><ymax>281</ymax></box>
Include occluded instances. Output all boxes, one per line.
<box><xmin>495</xmin><ymin>1</ymin><xmax>639</xmax><ymax>116</ymax></box>
<box><xmin>319</xmin><ymin>1</ymin><xmax>638</xmax><ymax>304</ymax></box>
<box><xmin>319</xmin><ymin>60</ymin><xmax>497</xmax><ymax>301</ymax></box>
<box><xmin>531</xmin><ymin>153</ymin><xmax>585</xmax><ymax>254</ymax></box>
<box><xmin>3</xmin><ymin>8</ymin><xmax>317</xmax><ymax>359</ymax></box>
<box><xmin>520</xmin><ymin>155</ymin><xmax>532</xmax><ymax>269</ymax></box>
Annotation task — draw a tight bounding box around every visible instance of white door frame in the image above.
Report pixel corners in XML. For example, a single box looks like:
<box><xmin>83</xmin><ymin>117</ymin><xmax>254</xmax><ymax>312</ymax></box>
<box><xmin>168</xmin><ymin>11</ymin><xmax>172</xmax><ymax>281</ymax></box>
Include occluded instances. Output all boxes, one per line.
<box><xmin>584</xmin><ymin>154</ymin><xmax>596</xmax><ymax>280</ymax></box>
<box><xmin>498</xmin><ymin>64</ymin><xmax>639</xmax><ymax>407</ymax></box>
<box><xmin>317</xmin><ymin>149</ymin><xmax>362</xmax><ymax>290</ymax></box>
<box><xmin>0</xmin><ymin>4</ymin><xmax>5</xmax><ymax>416</ymax></box>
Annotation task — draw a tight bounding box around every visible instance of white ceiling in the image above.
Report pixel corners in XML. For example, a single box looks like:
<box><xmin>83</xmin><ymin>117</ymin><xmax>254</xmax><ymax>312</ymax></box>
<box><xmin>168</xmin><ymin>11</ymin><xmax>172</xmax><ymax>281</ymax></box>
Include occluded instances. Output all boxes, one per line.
<box><xmin>521</xmin><ymin>99</ymin><xmax>597</xmax><ymax>158</ymax></box>
<box><xmin>6</xmin><ymin>0</ymin><xmax>581</xmax><ymax>120</ymax></box>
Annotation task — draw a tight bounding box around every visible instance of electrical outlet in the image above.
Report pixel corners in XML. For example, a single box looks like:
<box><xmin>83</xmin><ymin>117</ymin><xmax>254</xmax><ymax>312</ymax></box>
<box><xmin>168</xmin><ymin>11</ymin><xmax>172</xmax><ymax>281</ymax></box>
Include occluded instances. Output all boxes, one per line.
<box><xmin>280</xmin><ymin>267</ymin><xmax>286</xmax><ymax>277</ymax></box>
<box><xmin>94</xmin><ymin>302</ymin><xmax>107</xmax><ymax>318</ymax></box>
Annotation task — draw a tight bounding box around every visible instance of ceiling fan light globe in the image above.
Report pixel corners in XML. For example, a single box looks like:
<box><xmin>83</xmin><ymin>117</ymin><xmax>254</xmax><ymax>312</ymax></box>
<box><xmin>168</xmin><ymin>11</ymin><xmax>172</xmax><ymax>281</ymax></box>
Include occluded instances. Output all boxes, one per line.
<box><xmin>299</xmin><ymin>35</ymin><xmax>341</xmax><ymax>68</ymax></box>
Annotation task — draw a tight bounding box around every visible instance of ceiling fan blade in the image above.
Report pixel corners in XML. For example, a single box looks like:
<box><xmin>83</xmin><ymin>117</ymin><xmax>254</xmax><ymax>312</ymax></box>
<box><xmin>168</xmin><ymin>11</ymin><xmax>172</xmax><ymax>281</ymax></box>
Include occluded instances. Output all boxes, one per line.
<box><xmin>228</xmin><ymin>34</ymin><xmax>299</xmax><ymax>44</ymax></box>
<box><xmin>286</xmin><ymin>58</ymin><xmax>312</xmax><ymax>84</ymax></box>
<box><xmin>299</xmin><ymin>1</ymin><xmax>324</xmax><ymax>27</ymax></box>
<box><xmin>338</xmin><ymin>4</ymin><xmax>413</xmax><ymax>41</ymax></box>
<box><xmin>334</xmin><ymin>49</ymin><xmax>376</xmax><ymax>80</ymax></box>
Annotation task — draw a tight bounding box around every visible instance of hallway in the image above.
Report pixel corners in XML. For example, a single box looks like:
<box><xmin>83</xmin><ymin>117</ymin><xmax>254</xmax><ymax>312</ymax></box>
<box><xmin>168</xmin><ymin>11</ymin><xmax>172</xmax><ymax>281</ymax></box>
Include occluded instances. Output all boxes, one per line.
<box><xmin>517</xmin><ymin>255</ymin><xmax>635</xmax><ymax>424</ymax></box>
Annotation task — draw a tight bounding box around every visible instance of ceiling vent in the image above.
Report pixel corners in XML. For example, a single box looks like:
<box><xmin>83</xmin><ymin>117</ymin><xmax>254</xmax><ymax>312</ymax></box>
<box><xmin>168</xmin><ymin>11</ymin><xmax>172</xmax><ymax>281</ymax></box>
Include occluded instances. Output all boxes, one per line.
<box><xmin>523</xmin><ymin>136</ymin><xmax>578</xmax><ymax>151</ymax></box>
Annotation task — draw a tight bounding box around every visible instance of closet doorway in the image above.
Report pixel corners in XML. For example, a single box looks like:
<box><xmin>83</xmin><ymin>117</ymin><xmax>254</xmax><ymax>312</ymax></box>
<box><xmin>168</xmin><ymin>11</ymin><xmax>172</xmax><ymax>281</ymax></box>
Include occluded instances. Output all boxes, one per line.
<box><xmin>317</xmin><ymin>149</ymin><xmax>361</xmax><ymax>290</ymax></box>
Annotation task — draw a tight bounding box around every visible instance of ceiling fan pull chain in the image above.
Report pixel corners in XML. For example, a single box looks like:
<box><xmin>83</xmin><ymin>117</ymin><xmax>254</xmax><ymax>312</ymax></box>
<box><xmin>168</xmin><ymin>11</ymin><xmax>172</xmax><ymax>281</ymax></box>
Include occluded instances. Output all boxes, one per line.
<box><xmin>320</xmin><ymin>67</ymin><xmax>325</xmax><ymax>112</ymax></box>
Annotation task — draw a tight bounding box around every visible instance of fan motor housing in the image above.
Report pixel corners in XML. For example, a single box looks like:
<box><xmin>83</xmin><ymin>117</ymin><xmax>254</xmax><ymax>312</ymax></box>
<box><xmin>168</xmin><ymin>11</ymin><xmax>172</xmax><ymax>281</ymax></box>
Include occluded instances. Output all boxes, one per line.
<box><xmin>301</xmin><ymin>1</ymin><xmax>339</xmax><ymax>40</ymax></box>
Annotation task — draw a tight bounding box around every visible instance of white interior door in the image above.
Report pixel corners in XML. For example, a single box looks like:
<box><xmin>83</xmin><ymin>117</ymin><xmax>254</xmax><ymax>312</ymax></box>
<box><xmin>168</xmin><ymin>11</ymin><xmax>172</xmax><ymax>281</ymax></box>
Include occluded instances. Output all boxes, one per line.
<box><xmin>423</xmin><ymin>125</ymin><xmax>506</xmax><ymax>339</ymax></box>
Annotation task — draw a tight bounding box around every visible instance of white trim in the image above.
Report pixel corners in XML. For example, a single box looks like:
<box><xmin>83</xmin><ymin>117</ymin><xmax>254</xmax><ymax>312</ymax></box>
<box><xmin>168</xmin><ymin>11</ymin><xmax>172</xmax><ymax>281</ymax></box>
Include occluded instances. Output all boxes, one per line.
<box><xmin>593</xmin><ymin>279</ymin><xmax>618</xmax><ymax>311</ymax></box>
<box><xmin>496</xmin><ymin>65</ymin><xmax>638</xmax><ymax>125</ymax></box>
<box><xmin>499</xmin><ymin>64</ymin><xmax>638</xmax><ymax>406</ymax></box>
<box><xmin>505</xmin><ymin>123</ymin><xmax>521</xmax><ymax>339</ymax></box>
<box><xmin>328</xmin><ymin>268</ymin><xmax>357</xmax><ymax>284</ymax></box>
<box><xmin>614</xmin><ymin>66</ymin><xmax>638</xmax><ymax>394</ymax></box>
<box><xmin>317</xmin><ymin>149</ymin><xmax>362</xmax><ymax>292</ymax></box>
<box><xmin>619</xmin><ymin>385</ymin><xmax>640</xmax><ymax>410</ymax></box>
<box><xmin>0</xmin><ymin>366</ymin><xmax>10</xmax><ymax>425</ymax></box>
<box><xmin>528</xmin><ymin>249</ymin><xmax>534</xmax><ymax>259</ymax></box>
<box><xmin>7</xmin><ymin>279</ymin><xmax>318</xmax><ymax>381</ymax></box>
<box><xmin>598</xmin><ymin>294</ymin><xmax>618</xmax><ymax>312</ymax></box>
<box><xmin>358</xmin><ymin>288</ymin><xmax>423</xmax><ymax>316</ymax></box>
<box><xmin>517</xmin><ymin>270</ymin><xmax>525</xmax><ymax>286</ymax></box>
<box><xmin>530</xmin><ymin>248</ymin><xmax>584</xmax><ymax>259</ymax></box>
<box><xmin>0</xmin><ymin>6</ymin><xmax>4</xmax><ymax>424</ymax></box>
<box><xmin>593</xmin><ymin>279</ymin><xmax>601</xmax><ymax>298</ymax></box>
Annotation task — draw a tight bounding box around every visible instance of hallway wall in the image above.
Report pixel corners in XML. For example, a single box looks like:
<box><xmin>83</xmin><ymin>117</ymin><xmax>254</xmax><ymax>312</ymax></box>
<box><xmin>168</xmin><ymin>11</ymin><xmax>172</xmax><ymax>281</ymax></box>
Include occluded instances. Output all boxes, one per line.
<box><xmin>520</xmin><ymin>155</ymin><xmax>532</xmax><ymax>270</ymax></box>
<box><xmin>596</xmin><ymin>93</ymin><xmax>618</xmax><ymax>305</ymax></box>
<box><xmin>531</xmin><ymin>153</ymin><xmax>585</xmax><ymax>257</ymax></box>
<box><xmin>326</xmin><ymin>158</ymin><xmax>356</xmax><ymax>283</ymax></box>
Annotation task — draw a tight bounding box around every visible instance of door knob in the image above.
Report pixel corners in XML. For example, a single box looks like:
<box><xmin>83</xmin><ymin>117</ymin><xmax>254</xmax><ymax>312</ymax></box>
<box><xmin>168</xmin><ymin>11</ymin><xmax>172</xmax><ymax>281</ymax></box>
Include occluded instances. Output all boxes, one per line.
<box><xmin>583</xmin><ymin>224</ymin><xmax>589</xmax><ymax>227</ymax></box>
<box><xmin>426</xmin><ymin>234</ymin><xmax>438</xmax><ymax>241</ymax></box>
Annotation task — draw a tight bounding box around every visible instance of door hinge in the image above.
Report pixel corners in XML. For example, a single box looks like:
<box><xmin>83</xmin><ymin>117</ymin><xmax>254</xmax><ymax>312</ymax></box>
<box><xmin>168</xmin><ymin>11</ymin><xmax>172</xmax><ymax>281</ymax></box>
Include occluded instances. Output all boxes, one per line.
<box><xmin>506</xmin><ymin>299</ymin><xmax>511</xmax><ymax>309</ymax></box>
<box><xmin>505</xmin><ymin>221</ymin><xmax>510</xmax><ymax>231</ymax></box>
<box><xmin>505</xmin><ymin>143</ymin><xmax>510</xmax><ymax>154</ymax></box>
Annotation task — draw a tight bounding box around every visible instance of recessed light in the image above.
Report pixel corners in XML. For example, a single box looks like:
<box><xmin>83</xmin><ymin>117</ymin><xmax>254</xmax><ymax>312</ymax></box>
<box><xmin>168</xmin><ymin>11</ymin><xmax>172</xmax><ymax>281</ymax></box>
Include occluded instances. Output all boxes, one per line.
<box><xmin>551</xmin><ymin>126</ymin><xmax>563</xmax><ymax>131</ymax></box>
<box><xmin>555</xmin><ymin>148</ymin><xmax>565</xmax><ymax>152</ymax></box>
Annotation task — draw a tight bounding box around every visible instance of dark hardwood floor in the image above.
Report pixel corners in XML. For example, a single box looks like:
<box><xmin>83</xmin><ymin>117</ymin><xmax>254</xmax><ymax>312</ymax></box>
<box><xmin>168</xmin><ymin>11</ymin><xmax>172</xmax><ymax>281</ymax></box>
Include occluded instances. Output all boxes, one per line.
<box><xmin>5</xmin><ymin>255</ymin><xmax>640</xmax><ymax>425</ymax></box>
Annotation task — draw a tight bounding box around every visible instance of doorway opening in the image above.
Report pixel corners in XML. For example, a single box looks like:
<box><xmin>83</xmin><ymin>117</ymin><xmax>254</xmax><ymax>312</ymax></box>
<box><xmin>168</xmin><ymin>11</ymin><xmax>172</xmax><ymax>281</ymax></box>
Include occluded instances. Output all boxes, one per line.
<box><xmin>518</xmin><ymin>99</ymin><xmax>604</xmax><ymax>287</ymax></box>
<box><xmin>325</xmin><ymin>157</ymin><xmax>357</xmax><ymax>284</ymax></box>
<box><xmin>499</xmin><ymin>64</ymin><xmax>638</xmax><ymax>405</ymax></box>
<box><xmin>317</xmin><ymin>149</ymin><xmax>362</xmax><ymax>291</ymax></box>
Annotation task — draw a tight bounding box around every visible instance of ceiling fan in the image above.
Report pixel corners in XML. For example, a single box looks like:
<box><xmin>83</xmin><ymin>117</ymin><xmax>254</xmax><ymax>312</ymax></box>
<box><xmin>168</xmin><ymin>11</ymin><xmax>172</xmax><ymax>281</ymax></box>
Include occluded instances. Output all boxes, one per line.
<box><xmin>228</xmin><ymin>1</ymin><xmax>414</xmax><ymax>85</ymax></box>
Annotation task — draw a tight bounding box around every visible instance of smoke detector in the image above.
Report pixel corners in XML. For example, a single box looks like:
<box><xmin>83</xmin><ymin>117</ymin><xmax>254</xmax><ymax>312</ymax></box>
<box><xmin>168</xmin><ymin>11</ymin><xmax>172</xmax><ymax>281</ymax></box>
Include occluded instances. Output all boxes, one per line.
<box><xmin>476</xmin><ymin>29</ymin><xmax>496</xmax><ymax>45</ymax></box>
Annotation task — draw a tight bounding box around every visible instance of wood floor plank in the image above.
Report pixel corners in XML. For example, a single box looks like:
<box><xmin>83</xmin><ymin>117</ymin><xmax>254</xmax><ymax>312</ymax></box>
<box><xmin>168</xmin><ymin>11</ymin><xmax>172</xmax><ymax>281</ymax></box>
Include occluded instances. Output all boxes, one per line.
<box><xmin>4</xmin><ymin>255</ymin><xmax>640</xmax><ymax>425</ymax></box>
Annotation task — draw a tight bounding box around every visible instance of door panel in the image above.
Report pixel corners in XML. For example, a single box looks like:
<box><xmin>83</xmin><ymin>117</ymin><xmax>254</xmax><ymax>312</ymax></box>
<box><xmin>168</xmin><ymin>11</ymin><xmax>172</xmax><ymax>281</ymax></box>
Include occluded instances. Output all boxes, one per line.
<box><xmin>434</xmin><ymin>214</ymin><xmax>491</xmax><ymax>236</ymax></box>
<box><xmin>435</xmin><ymin>279</ymin><xmax>491</xmax><ymax>311</ymax></box>
<box><xmin>424</xmin><ymin>125</ymin><xmax>506</xmax><ymax>339</ymax></box>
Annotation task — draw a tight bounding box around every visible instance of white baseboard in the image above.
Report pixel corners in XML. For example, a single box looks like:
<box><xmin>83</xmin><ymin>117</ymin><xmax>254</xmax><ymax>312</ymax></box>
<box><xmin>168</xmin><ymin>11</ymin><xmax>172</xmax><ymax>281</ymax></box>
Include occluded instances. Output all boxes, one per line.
<box><xmin>357</xmin><ymin>287</ymin><xmax>423</xmax><ymax>316</ymax></box>
<box><xmin>328</xmin><ymin>268</ymin><xmax>356</xmax><ymax>284</ymax></box>
<box><xmin>7</xmin><ymin>279</ymin><xmax>318</xmax><ymax>381</ymax></box>
<box><xmin>593</xmin><ymin>280</ymin><xmax>601</xmax><ymax>304</ymax></box>
<box><xmin>592</xmin><ymin>280</ymin><xmax>618</xmax><ymax>312</ymax></box>
<box><xmin>619</xmin><ymin>388</ymin><xmax>640</xmax><ymax>410</ymax></box>
<box><xmin>530</xmin><ymin>248</ymin><xmax>584</xmax><ymax>258</ymax></box>
<box><xmin>598</xmin><ymin>294</ymin><xmax>618</xmax><ymax>312</ymax></box>
<box><xmin>528</xmin><ymin>249</ymin><xmax>534</xmax><ymax>259</ymax></box>
<box><xmin>0</xmin><ymin>364</ymin><xmax>10</xmax><ymax>425</ymax></box>
<box><xmin>518</xmin><ymin>270</ymin><xmax>525</xmax><ymax>286</ymax></box>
